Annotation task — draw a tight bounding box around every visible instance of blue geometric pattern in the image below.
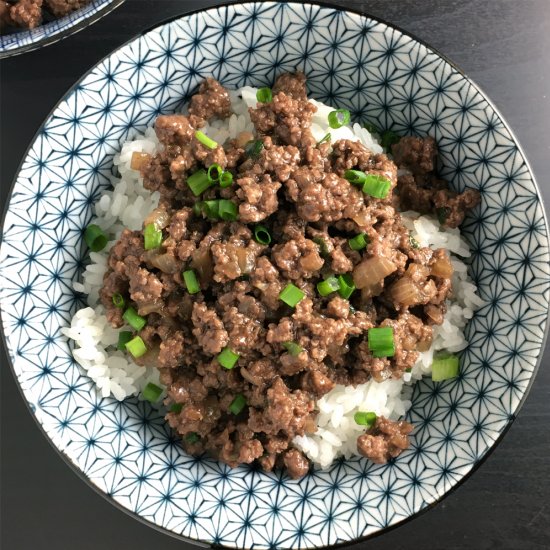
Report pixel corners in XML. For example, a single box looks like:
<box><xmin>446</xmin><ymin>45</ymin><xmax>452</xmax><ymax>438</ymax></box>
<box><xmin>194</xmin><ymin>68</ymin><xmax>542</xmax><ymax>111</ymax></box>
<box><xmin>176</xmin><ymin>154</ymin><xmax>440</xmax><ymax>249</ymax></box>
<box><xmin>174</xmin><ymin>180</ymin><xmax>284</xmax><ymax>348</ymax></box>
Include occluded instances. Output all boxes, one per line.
<box><xmin>0</xmin><ymin>3</ymin><xmax>548</xmax><ymax>548</ymax></box>
<box><xmin>0</xmin><ymin>0</ymin><xmax>123</xmax><ymax>58</ymax></box>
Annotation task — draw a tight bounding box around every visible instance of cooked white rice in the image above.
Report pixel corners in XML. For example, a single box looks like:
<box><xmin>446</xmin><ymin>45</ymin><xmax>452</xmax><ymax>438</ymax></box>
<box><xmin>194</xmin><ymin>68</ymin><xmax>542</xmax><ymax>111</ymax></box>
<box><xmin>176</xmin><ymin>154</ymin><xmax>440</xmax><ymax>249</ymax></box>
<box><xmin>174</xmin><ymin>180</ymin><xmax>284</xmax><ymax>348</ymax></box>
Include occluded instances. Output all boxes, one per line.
<box><xmin>63</xmin><ymin>86</ymin><xmax>482</xmax><ymax>467</ymax></box>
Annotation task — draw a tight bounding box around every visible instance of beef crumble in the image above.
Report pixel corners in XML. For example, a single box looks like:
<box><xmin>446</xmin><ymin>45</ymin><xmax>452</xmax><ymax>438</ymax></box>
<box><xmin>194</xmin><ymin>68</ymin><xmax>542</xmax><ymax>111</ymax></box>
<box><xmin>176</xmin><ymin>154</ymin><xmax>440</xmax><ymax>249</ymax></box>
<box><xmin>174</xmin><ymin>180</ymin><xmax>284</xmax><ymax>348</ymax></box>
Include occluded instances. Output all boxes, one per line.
<box><xmin>100</xmin><ymin>72</ymin><xmax>480</xmax><ymax>478</ymax></box>
<box><xmin>0</xmin><ymin>0</ymin><xmax>91</xmax><ymax>33</ymax></box>
<box><xmin>393</xmin><ymin>136</ymin><xmax>481</xmax><ymax>228</ymax></box>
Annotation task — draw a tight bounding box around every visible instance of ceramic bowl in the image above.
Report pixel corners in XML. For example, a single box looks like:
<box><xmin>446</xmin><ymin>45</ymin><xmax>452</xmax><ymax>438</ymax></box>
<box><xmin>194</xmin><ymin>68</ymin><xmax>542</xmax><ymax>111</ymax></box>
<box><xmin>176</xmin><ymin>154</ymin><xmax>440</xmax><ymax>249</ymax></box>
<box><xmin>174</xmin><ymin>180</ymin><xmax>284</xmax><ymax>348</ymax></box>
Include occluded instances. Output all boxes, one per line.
<box><xmin>0</xmin><ymin>0</ymin><xmax>124</xmax><ymax>58</ymax></box>
<box><xmin>1</xmin><ymin>2</ymin><xmax>548</xmax><ymax>548</ymax></box>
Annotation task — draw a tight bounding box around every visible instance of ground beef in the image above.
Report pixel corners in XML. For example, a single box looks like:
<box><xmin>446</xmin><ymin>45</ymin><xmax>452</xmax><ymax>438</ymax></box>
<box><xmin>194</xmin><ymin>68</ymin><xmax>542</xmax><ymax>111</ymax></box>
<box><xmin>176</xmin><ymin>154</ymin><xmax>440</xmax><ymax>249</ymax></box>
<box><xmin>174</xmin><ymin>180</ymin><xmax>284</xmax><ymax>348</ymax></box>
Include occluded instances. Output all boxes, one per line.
<box><xmin>188</xmin><ymin>77</ymin><xmax>232</xmax><ymax>121</ymax></box>
<box><xmin>357</xmin><ymin>416</ymin><xmax>413</xmax><ymax>463</ymax></box>
<box><xmin>272</xmin><ymin>72</ymin><xmax>309</xmax><ymax>101</ymax></box>
<box><xmin>45</xmin><ymin>0</ymin><xmax>88</xmax><ymax>17</ymax></box>
<box><xmin>392</xmin><ymin>136</ymin><xmax>437</xmax><ymax>175</ymax></box>
<box><xmin>0</xmin><ymin>0</ymin><xmax>91</xmax><ymax>32</ymax></box>
<box><xmin>283</xmin><ymin>448</ymin><xmax>310</xmax><ymax>478</ymax></box>
<box><xmin>236</xmin><ymin>175</ymin><xmax>281</xmax><ymax>222</ymax></box>
<box><xmin>99</xmin><ymin>73</ymin><xmax>480</xmax><ymax>478</ymax></box>
<box><xmin>8</xmin><ymin>0</ymin><xmax>42</xmax><ymax>29</ymax></box>
<box><xmin>250</xmin><ymin>81</ymin><xmax>317</xmax><ymax>149</ymax></box>
<box><xmin>394</xmin><ymin>137</ymin><xmax>481</xmax><ymax>228</ymax></box>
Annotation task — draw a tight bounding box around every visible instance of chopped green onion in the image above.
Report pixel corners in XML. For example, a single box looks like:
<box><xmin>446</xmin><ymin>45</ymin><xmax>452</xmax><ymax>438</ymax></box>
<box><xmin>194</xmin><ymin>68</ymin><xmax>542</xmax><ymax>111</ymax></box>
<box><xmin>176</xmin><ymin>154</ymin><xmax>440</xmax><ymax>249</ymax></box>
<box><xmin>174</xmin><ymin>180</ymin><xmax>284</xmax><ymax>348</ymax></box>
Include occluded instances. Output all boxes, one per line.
<box><xmin>381</xmin><ymin>129</ymin><xmax>399</xmax><ymax>150</ymax></box>
<box><xmin>368</xmin><ymin>327</ymin><xmax>395</xmax><ymax>358</ymax></box>
<box><xmin>409</xmin><ymin>232</ymin><xmax>420</xmax><ymax>249</ymax></box>
<box><xmin>317</xmin><ymin>133</ymin><xmax>331</xmax><ymax>146</ymax></box>
<box><xmin>431</xmin><ymin>353</ymin><xmax>459</xmax><ymax>382</ymax></box>
<box><xmin>362</xmin><ymin>174</ymin><xmax>391</xmax><ymax>199</ymax></box>
<box><xmin>123</xmin><ymin>307</ymin><xmax>146</xmax><ymax>331</ymax></box>
<box><xmin>328</xmin><ymin>109</ymin><xmax>351</xmax><ymax>129</ymax></box>
<box><xmin>125</xmin><ymin>335</ymin><xmax>147</xmax><ymax>358</ymax></box>
<box><xmin>183</xmin><ymin>269</ymin><xmax>200</xmax><ymax>294</ymax></box>
<box><xmin>187</xmin><ymin>169</ymin><xmax>211</xmax><ymax>196</ymax></box>
<box><xmin>256</xmin><ymin>87</ymin><xmax>273</xmax><ymax>103</ymax></box>
<box><xmin>112</xmin><ymin>293</ymin><xmax>125</xmax><ymax>309</ymax></box>
<box><xmin>348</xmin><ymin>233</ymin><xmax>369</xmax><ymax>251</ymax></box>
<box><xmin>170</xmin><ymin>403</ymin><xmax>183</xmax><ymax>414</ymax></box>
<box><xmin>245</xmin><ymin>139</ymin><xmax>264</xmax><ymax>158</ymax></box>
<box><xmin>117</xmin><ymin>331</ymin><xmax>133</xmax><ymax>351</ymax></box>
<box><xmin>143</xmin><ymin>223</ymin><xmax>163</xmax><ymax>250</ymax></box>
<box><xmin>354</xmin><ymin>411</ymin><xmax>377</xmax><ymax>427</ymax></box>
<box><xmin>254</xmin><ymin>225</ymin><xmax>271</xmax><ymax>245</ymax></box>
<box><xmin>195</xmin><ymin>130</ymin><xmax>218</xmax><ymax>150</ymax></box>
<box><xmin>317</xmin><ymin>276</ymin><xmax>340</xmax><ymax>297</ymax></box>
<box><xmin>217</xmin><ymin>347</ymin><xmax>240</xmax><ymax>370</ymax></box>
<box><xmin>313</xmin><ymin>237</ymin><xmax>330</xmax><ymax>257</ymax></box>
<box><xmin>363</xmin><ymin>121</ymin><xmax>380</xmax><ymax>135</ymax></box>
<box><xmin>283</xmin><ymin>341</ymin><xmax>303</xmax><ymax>356</ymax></box>
<box><xmin>185</xmin><ymin>432</ymin><xmax>200</xmax><ymax>443</ymax></box>
<box><xmin>219</xmin><ymin>171</ymin><xmax>234</xmax><ymax>188</ymax></box>
<box><xmin>194</xmin><ymin>200</ymin><xmax>220</xmax><ymax>219</ymax></box>
<box><xmin>204</xmin><ymin>200</ymin><xmax>221</xmax><ymax>219</ymax></box>
<box><xmin>84</xmin><ymin>224</ymin><xmax>108</xmax><ymax>252</ymax></box>
<box><xmin>218</xmin><ymin>200</ymin><xmax>238</xmax><ymax>221</ymax></box>
<box><xmin>229</xmin><ymin>393</ymin><xmax>247</xmax><ymax>415</ymax></box>
<box><xmin>344</xmin><ymin>169</ymin><xmax>368</xmax><ymax>186</ymax></box>
<box><xmin>207</xmin><ymin>163</ymin><xmax>223</xmax><ymax>183</ymax></box>
<box><xmin>279</xmin><ymin>284</ymin><xmax>305</xmax><ymax>307</ymax></box>
<box><xmin>437</xmin><ymin>207</ymin><xmax>450</xmax><ymax>225</ymax></box>
<box><xmin>142</xmin><ymin>382</ymin><xmax>163</xmax><ymax>402</ymax></box>
<box><xmin>337</xmin><ymin>274</ymin><xmax>356</xmax><ymax>299</ymax></box>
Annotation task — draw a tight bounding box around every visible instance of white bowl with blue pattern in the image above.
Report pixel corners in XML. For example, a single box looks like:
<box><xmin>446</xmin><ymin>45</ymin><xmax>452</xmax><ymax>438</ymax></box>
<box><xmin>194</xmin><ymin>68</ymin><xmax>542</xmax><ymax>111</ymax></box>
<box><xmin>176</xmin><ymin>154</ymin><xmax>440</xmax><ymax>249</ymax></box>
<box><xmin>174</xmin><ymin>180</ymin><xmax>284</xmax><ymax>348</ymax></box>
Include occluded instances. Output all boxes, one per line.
<box><xmin>1</xmin><ymin>2</ymin><xmax>548</xmax><ymax>547</ymax></box>
<box><xmin>0</xmin><ymin>0</ymin><xmax>124</xmax><ymax>58</ymax></box>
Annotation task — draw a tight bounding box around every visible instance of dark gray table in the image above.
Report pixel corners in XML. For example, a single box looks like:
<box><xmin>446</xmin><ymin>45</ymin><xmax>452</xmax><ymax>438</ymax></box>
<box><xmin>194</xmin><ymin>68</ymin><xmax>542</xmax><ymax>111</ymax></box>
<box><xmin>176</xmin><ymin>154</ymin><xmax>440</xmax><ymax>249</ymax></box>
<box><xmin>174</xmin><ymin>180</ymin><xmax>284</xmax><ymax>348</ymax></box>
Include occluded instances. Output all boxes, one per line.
<box><xmin>1</xmin><ymin>1</ymin><xmax>549</xmax><ymax>549</ymax></box>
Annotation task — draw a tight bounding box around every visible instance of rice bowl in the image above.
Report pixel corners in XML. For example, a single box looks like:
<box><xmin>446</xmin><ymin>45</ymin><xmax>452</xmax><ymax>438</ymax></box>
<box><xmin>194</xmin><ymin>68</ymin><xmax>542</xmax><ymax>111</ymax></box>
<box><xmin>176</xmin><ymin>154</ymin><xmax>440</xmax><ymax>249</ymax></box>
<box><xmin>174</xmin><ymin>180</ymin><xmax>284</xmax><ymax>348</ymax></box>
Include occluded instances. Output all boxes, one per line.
<box><xmin>0</xmin><ymin>2</ymin><xmax>547</xmax><ymax>547</ymax></box>
<box><xmin>63</xmin><ymin>79</ymin><xmax>482</xmax><ymax>473</ymax></box>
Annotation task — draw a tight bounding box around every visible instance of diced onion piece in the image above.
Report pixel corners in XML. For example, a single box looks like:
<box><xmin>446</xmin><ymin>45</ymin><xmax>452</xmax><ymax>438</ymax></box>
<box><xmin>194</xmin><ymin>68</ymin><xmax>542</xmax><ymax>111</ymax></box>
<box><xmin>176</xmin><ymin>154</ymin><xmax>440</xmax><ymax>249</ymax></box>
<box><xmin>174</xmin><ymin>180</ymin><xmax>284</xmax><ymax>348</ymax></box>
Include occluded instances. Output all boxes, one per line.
<box><xmin>235</xmin><ymin>131</ymin><xmax>254</xmax><ymax>148</ymax></box>
<box><xmin>147</xmin><ymin>252</ymin><xmax>180</xmax><ymax>274</ymax></box>
<box><xmin>130</xmin><ymin>152</ymin><xmax>151</xmax><ymax>171</ymax></box>
<box><xmin>191</xmin><ymin>247</ymin><xmax>214</xmax><ymax>283</ymax></box>
<box><xmin>417</xmin><ymin>337</ymin><xmax>433</xmax><ymax>352</ymax></box>
<box><xmin>144</xmin><ymin>207</ymin><xmax>171</xmax><ymax>229</ymax></box>
<box><xmin>390</xmin><ymin>277</ymin><xmax>420</xmax><ymax>307</ymax></box>
<box><xmin>353</xmin><ymin>256</ymin><xmax>397</xmax><ymax>290</ymax></box>
<box><xmin>431</xmin><ymin>255</ymin><xmax>454</xmax><ymax>278</ymax></box>
<box><xmin>138</xmin><ymin>301</ymin><xmax>164</xmax><ymax>316</ymax></box>
<box><xmin>235</xmin><ymin>247</ymin><xmax>255</xmax><ymax>274</ymax></box>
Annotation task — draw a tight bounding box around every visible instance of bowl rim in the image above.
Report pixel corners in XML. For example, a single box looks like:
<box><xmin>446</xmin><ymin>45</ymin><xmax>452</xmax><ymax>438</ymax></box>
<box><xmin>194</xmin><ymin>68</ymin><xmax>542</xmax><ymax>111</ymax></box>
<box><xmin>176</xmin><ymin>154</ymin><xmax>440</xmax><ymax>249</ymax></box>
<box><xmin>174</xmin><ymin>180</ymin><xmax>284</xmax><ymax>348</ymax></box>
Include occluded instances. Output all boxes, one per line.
<box><xmin>0</xmin><ymin>1</ymin><xmax>548</xmax><ymax>547</ymax></box>
<box><xmin>0</xmin><ymin>0</ymin><xmax>126</xmax><ymax>59</ymax></box>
